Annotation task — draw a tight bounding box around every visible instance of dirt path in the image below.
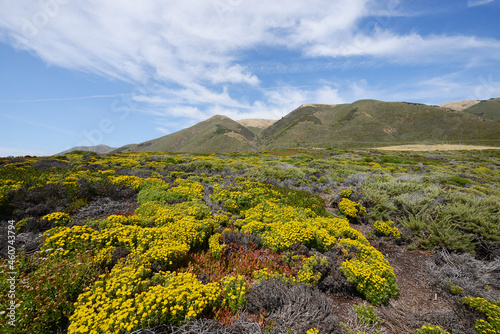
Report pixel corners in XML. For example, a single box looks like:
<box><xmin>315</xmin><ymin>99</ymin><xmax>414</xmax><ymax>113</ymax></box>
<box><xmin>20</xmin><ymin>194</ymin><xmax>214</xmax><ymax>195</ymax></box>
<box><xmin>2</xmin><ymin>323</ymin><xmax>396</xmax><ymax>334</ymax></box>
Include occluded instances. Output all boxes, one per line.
<box><xmin>319</xmin><ymin>193</ymin><xmax>477</xmax><ymax>333</ymax></box>
<box><xmin>350</xmin><ymin>229</ymin><xmax>477</xmax><ymax>333</ymax></box>
<box><xmin>376</xmin><ymin>144</ymin><xmax>499</xmax><ymax>151</ymax></box>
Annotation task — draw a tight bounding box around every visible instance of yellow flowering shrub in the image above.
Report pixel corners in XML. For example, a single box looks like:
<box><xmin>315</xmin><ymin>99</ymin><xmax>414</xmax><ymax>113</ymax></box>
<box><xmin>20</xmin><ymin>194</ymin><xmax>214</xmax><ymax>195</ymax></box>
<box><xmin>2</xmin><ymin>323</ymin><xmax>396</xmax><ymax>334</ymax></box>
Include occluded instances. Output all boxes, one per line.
<box><xmin>136</xmin><ymin>241</ymin><xmax>190</xmax><ymax>269</ymax></box>
<box><xmin>135</xmin><ymin>200</ymin><xmax>211</xmax><ymax>227</ymax></box>
<box><xmin>340</xmin><ymin>188</ymin><xmax>353</xmax><ymax>198</ymax></box>
<box><xmin>94</xmin><ymin>246</ymin><xmax>115</xmax><ymax>267</ymax></box>
<box><xmin>373</xmin><ymin>220</ymin><xmax>401</xmax><ymax>240</ymax></box>
<box><xmin>240</xmin><ymin>201</ymin><xmax>366</xmax><ymax>252</ymax></box>
<box><xmin>210</xmin><ymin>181</ymin><xmax>280</xmax><ymax>213</ymax></box>
<box><xmin>42</xmin><ymin>212</ymin><xmax>72</xmax><ymax>226</ymax></box>
<box><xmin>220</xmin><ymin>275</ymin><xmax>248</xmax><ymax>312</ymax></box>
<box><xmin>42</xmin><ymin>225</ymin><xmax>98</xmax><ymax>257</ymax></box>
<box><xmin>253</xmin><ymin>268</ymin><xmax>296</xmax><ymax>286</ymax></box>
<box><xmin>168</xmin><ymin>179</ymin><xmax>204</xmax><ymax>201</ymax></box>
<box><xmin>339</xmin><ymin>238</ymin><xmax>398</xmax><ymax>305</ymax></box>
<box><xmin>416</xmin><ymin>324</ymin><xmax>450</xmax><ymax>334</ymax></box>
<box><xmin>297</xmin><ymin>255</ymin><xmax>328</xmax><ymax>286</ymax></box>
<box><xmin>97</xmin><ymin>219</ymin><xmax>206</xmax><ymax>251</ymax></box>
<box><xmin>208</xmin><ymin>233</ymin><xmax>227</xmax><ymax>259</ymax></box>
<box><xmin>109</xmin><ymin>175</ymin><xmax>146</xmax><ymax>191</ymax></box>
<box><xmin>0</xmin><ymin>179</ymin><xmax>22</xmax><ymax>204</ymax></box>
<box><xmin>338</xmin><ymin>198</ymin><xmax>367</xmax><ymax>219</ymax></box>
<box><xmin>462</xmin><ymin>296</ymin><xmax>500</xmax><ymax>333</ymax></box>
<box><xmin>69</xmin><ymin>258</ymin><xmax>220</xmax><ymax>334</ymax></box>
<box><xmin>261</xmin><ymin>220</ymin><xmax>317</xmax><ymax>251</ymax></box>
<box><xmin>97</xmin><ymin>169</ymin><xmax>116</xmax><ymax>176</ymax></box>
<box><xmin>42</xmin><ymin>214</ymin><xmax>213</xmax><ymax>263</ymax></box>
<box><xmin>106</xmin><ymin>214</ymin><xmax>129</xmax><ymax>225</ymax></box>
<box><xmin>306</xmin><ymin>328</ymin><xmax>320</xmax><ymax>334</ymax></box>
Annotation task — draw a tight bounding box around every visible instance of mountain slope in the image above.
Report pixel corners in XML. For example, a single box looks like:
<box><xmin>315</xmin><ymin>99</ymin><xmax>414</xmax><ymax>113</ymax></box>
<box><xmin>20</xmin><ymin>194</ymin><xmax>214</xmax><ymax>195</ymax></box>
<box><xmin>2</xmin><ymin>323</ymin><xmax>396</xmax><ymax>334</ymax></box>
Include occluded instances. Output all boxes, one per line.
<box><xmin>113</xmin><ymin>115</ymin><xmax>257</xmax><ymax>154</ymax></box>
<box><xmin>262</xmin><ymin>100</ymin><xmax>500</xmax><ymax>148</ymax></box>
<box><xmin>236</xmin><ymin>119</ymin><xmax>276</xmax><ymax>136</ymax></box>
<box><xmin>55</xmin><ymin>144</ymin><xmax>116</xmax><ymax>155</ymax></box>
<box><xmin>462</xmin><ymin>98</ymin><xmax>500</xmax><ymax>122</ymax></box>
<box><xmin>113</xmin><ymin>99</ymin><xmax>500</xmax><ymax>154</ymax></box>
<box><xmin>439</xmin><ymin>100</ymin><xmax>480</xmax><ymax>111</ymax></box>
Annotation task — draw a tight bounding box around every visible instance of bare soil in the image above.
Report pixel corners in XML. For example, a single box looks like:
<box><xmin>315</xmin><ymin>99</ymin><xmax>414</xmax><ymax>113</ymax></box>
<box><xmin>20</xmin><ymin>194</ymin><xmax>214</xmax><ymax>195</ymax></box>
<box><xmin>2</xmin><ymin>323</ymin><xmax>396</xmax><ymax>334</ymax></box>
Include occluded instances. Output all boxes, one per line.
<box><xmin>235</xmin><ymin>119</ymin><xmax>277</xmax><ymax>129</ymax></box>
<box><xmin>338</xmin><ymin>224</ymin><xmax>478</xmax><ymax>333</ymax></box>
<box><xmin>321</xmin><ymin>194</ymin><xmax>478</xmax><ymax>333</ymax></box>
<box><xmin>439</xmin><ymin>100</ymin><xmax>480</xmax><ymax>111</ymax></box>
<box><xmin>376</xmin><ymin>144</ymin><xmax>500</xmax><ymax>151</ymax></box>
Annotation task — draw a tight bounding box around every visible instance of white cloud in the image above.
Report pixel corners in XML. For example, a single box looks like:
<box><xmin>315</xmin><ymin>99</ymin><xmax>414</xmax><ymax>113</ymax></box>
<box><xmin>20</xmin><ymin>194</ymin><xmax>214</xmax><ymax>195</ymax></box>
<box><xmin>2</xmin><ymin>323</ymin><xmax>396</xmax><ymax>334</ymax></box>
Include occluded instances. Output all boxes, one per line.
<box><xmin>338</xmin><ymin>72</ymin><xmax>500</xmax><ymax>105</ymax></box>
<box><xmin>155</xmin><ymin>127</ymin><xmax>170</xmax><ymax>135</ymax></box>
<box><xmin>3</xmin><ymin>1</ymin><xmax>496</xmax><ymax>88</ymax></box>
<box><xmin>1</xmin><ymin>0</ymin><xmax>500</xmax><ymax>137</ymax></box>
<box><xmin>306</xmin><ymin>30</ymin><xmax>500</xmax><ymax>65</ymax></box>
<box><xmin>468</xmin><ymin>0</ymin><xmax>495</xmax><ymax>7</ymax></box>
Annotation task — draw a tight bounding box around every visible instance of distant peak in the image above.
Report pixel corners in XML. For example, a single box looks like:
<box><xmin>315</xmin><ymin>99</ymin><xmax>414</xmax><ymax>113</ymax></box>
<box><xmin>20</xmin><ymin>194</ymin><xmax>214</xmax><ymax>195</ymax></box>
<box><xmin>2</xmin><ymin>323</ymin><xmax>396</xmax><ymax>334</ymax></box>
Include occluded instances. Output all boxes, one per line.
<box><xmin>301</xmin><ymin>103</ymin><xmax>338</xmax><ymax>108</ymax></box>
<box><xmin>207</xmin><ymin>114</ymin><xmax>231</xmax><ymax>121</ymax></box>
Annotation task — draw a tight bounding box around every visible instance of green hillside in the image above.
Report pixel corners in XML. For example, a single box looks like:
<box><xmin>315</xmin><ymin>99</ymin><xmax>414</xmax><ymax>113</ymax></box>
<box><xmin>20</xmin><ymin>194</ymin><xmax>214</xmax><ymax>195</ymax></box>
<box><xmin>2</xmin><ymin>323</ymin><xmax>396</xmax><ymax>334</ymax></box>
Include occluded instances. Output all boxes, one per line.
<box><xmin>113</xmin><ymin>99</ymin><xmax>500</xmax><ymax>154</ymax></box>
<box><xmin>263</xmin><ymin>100</ymin><xmax>500</xmax><ymax>149</ymax></box>
<box><xmin>55</xmin><ymin>144</ymin><xmax>116</xmax><ymax>155</ymax></box>
<box><xmin>113</xmin><ymin>115</ymin><xmax>258</xmax><ymax>154</ymax></box>
<box><xmin>462</xmin><ymin>97</ymin><xmax>500</xmax><ymax>122</ymax></box>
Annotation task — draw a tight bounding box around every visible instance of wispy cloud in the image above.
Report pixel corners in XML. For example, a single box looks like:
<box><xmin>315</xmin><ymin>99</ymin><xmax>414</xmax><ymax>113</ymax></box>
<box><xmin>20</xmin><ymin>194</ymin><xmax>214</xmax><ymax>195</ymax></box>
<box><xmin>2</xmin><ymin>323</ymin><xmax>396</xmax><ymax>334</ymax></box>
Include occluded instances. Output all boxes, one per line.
<box><xmin>0</xmin><ymin>94</ymin><xmax>125</xmax><ymax>103</ymax></box>
<box><xmin>1</xmin><ymin>0</ymin><xmax>499</xmax><ymax>134</ymax></box>
<box><xmin>468</xmin><ymin>0</ymin><xmax>495</xmax><ymax>7</ymax></box>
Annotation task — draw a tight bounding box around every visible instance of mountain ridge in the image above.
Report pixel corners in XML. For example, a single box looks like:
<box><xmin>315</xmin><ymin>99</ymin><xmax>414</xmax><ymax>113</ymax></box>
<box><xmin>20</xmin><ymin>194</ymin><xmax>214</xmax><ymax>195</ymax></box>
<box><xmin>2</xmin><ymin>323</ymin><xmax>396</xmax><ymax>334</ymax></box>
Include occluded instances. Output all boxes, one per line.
<box><xmin>55</xmin><ymin>144</ymin><xmax>116</xmax><ymax>156</ymax></box>
<box><xmin>111</xmin><ymin>99</ymin><xmax>500</xmax><ymax>153</ymax></box>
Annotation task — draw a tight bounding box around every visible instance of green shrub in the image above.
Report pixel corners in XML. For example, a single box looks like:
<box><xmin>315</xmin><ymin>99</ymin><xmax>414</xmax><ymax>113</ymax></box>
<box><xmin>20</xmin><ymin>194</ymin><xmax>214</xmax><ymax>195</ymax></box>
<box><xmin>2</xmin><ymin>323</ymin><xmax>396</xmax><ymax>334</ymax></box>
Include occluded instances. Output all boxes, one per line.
<box><xmin>373</xmin><ymin>220</ymin><xmax>401</xmax><ymax>240</ymax></box>
<box><xmin>353</xmin><ymin>303</ymin><xmax>383</xmax><ymax>327</ymax></box>
<box><xmin>462</xmin><ymin>296</ymin><xmax>500</xmax><ymax>333</ymax></box>
<box><xmin>208</xmin><ymin>233</ymin><xmax>227</xmax><ymax>259</ymax></box>
<box><xmin>137</xmin><ymin>184</ymin><xmax>170</xmax><ymax>204</ymax></box>
<box><xmin>221</xmin><ymin>275</ymin><xmax>248</xmax><ymax>312</ymax></box>
<box><xmin>296</xmin><ymin>255</ymin><xmax>328</xmax><ymax>286</ymax></box>
<box><xmin>0</xmin><ymin>253</ymin><xmax>96</xmax><ymax>334</ymax></box>
<box><xmin>416</xmin><ymin>323</ymin><xmax>450</xmax><ymax>334</ymax></box>
<box><xmin>399</xmin><ymin>214</ymin><xmax>475</xmax><ymax>254</ymax></box>
<box><xmin>339</xmin><ymin>198</ymin><xmax>366</xmax><ymax>219</ymax></box>
<box><xmin>446</xmin><ymin>281</ymin><xmax>464</xmax><ymax>295</ymax></box>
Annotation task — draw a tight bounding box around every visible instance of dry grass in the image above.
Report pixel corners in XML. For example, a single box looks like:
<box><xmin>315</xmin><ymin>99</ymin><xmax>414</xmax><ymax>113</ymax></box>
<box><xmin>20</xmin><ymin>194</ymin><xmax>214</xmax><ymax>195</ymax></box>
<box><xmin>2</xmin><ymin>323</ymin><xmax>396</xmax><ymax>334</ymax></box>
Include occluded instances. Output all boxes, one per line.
<box><xmin>376</xmin><ymin>144</ymin><xmax>500</xmax><ymax>151</ymax></box>
<box><xmin>439</xmin><ymin>100</ymin><xmax>480</xmax><ymax>111</ymax></box>
<box><xmin>235</xmin><ymin>119</ymin><xmax>277</xmax><ymax>129</ymax></box>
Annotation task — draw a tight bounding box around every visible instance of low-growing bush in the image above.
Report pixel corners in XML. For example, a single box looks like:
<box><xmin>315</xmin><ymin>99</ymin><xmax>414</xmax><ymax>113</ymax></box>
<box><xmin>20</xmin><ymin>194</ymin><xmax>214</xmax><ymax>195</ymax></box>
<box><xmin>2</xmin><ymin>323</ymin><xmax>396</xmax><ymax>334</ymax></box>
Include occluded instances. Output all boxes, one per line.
<box><xmin>0</xmin><ymin>252</ymin><xmax>96</xmax><ymax>334</ymax></box>
<box><xmin>373</xmin><ymin>220</ymin><xmax>401</xmax><ymax>240</ymax></box>
<box><xmin>220</xmin><ymin>275</ymin><xmax>248</xmax><ymax>312</ymax></box>
<box><xmin>68</xmin><ymin>259</ymin><xmax>220</xmax><ymax>333</ymax></box>
<box><xmin>247</xmin><ymin>279</ymin><xmax>339</xmax><ymax>333</ymax></box>
<box><xmin>338</xmin><ymin>198</ymin><xmax>367</xmax><ymax>220</ymax></box>
<box><xmin>462</xmin><ymin>296</ymin><xmax>500</xmax><ymax>334</ymax></box>
<box><xmin>416</xmin><ymin>324</ymin><xmax>450</xmax><ymax>334</ymax></box>
<box><xmin>339</xmin><ymin>238</ymin><xmax>399</xmax><ymax>305</ymax></box>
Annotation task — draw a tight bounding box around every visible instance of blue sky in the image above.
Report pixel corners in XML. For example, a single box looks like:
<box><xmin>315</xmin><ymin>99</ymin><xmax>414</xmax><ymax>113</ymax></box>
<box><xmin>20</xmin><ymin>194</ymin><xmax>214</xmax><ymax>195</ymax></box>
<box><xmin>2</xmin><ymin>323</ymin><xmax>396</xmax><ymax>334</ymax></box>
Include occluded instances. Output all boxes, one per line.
<box><xmin>1</xmin><ymin>0</ymin><xmax>500</xmax><ymax>156</ymax></box>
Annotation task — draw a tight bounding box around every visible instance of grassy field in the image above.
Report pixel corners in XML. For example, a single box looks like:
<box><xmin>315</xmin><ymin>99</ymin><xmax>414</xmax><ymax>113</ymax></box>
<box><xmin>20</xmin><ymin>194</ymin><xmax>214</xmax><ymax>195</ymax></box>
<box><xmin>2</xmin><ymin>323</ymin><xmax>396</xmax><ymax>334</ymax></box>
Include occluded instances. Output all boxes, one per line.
<box><xmin>0</xmin><ymin>149</ymin><xmax>499</xmax><ymax>334</ymax></box>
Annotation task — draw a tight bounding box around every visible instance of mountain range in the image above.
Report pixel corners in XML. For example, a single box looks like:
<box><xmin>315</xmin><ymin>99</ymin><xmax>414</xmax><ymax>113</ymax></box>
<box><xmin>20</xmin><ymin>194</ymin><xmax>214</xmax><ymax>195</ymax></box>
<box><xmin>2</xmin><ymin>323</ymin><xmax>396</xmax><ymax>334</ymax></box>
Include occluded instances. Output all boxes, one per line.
<box><xmin>56</xmin><ymin>144</ymin><xmax>116</xmax><ymax>155</ymax></box>
<box><xmin>62</xmin><ymin>98</ymin><xmax>500</xmax><ymax>155</ymax></box>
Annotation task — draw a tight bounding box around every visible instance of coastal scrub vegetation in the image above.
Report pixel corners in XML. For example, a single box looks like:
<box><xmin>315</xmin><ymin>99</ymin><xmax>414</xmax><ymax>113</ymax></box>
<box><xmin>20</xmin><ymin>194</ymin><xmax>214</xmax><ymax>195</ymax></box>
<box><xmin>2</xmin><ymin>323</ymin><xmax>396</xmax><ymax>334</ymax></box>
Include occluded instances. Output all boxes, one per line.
<box><xmin>0</xmin><ymin>148</ymin><xmax>498</xmax><ymax>333</ymax></box>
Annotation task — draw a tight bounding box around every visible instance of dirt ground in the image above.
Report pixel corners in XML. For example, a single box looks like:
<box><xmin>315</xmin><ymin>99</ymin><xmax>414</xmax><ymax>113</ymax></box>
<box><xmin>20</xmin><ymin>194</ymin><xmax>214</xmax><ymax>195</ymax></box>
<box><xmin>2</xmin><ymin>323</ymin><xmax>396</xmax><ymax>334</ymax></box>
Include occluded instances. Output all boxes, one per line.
<box><xmin>320</xmin><ymin>194</ymin><xmax>479</xmax><ymax>333</ymax></box>
<box><xmin>376</xmin><ymin>144</ymin><xmax>499</xmax><ymax>151</ymax></box>
<box><xmin>334</xmin><ymin>223</ymin><xmax>478</xmax><ymax>333</ymax></box>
